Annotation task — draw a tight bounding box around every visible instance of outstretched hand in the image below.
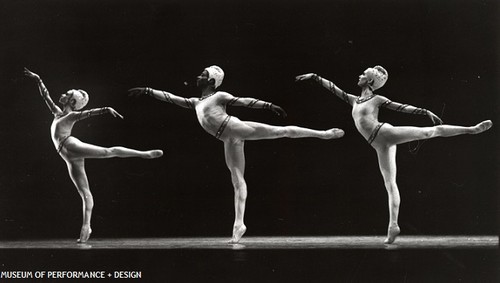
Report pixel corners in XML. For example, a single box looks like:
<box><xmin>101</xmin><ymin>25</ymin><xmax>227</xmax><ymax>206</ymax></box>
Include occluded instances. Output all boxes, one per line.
<box><xmin>295</xmin><ymin>73</ymin><xmax>315</xmax><ymax>82</ymax></box>
<box><xmin>427</xmin><ymin>111</ymin><xmax>443</xmax><ymax>125</ymax></box>
<box><xmin>24</xmin><ymin>67</ymin><xmax>40</xmax><ymax>80</ymax></box>
<box><xmin>128</xmin><ymin>87</ymin><xmax>148</xmax><ymax>97</ymax></box>
<box><xmin>271</xmin><ymin>104</ymin><xmax>287</xmax><ymax>118</ymax></box>
<box><xmin>107</xmin><ymin>107</ymin><xmax>124</xmax><ymax>119</ymax></box>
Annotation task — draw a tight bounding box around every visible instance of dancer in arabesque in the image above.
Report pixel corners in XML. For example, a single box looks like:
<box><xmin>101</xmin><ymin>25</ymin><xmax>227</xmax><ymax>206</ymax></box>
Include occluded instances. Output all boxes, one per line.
<box><xmin>129</xmin><ymin>65</ymin><xmax>345</xmax><ymax>243</ymax></box>
<box><xmin>296</xmin><ymin>66</ymin><xmax>492</xmax><ymax>244</ymax></box>
<box><xmin>25</xmin><ymin>68</ymin><xmax>163</xmax><ymax>243</ymax></box>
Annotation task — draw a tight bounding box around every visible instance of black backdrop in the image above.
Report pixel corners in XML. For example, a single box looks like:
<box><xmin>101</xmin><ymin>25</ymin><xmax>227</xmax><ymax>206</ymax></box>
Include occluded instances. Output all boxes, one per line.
<box><xmin>0</xmin><ymin>0</ymin><xmax>497</xmax><ymax>240</ymax></box>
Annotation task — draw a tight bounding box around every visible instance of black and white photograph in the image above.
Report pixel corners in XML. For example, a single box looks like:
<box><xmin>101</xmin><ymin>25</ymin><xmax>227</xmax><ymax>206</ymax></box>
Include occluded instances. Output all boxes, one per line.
<box><xmin>0</xmin><ymin>0</ymin><xmax>498</xmax><ymax>282</ymax></box>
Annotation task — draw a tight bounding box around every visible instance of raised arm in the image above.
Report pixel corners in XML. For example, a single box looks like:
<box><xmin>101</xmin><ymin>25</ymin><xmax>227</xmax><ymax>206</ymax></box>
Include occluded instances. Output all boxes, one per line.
<box><xmin>295</xmin><ymin>73</ymin><xmax>357</xmax><ymax>106</ymax></box>
<box><xmin>74</xmin><ymin>107</ymin><xmax>124</xmax><ymax>121</ymax></box>
<box><xmin>24</xmin><ymin>67</ymin><xmax>62</xmax><ymax>116</ymax></box>
<box><xmin>378</xmin><ymin>96</ymin><xmax>443</xmax><ymax>125</ymax></box>
<box><xmin>224</xmin><ymin>93</ymin><xmax>287</xmax><ymax>117</ymax></box>
<box><xmin>128</xmin><ymin>87</ymin><xmax>195</xmax><ymax>110</ymax></box>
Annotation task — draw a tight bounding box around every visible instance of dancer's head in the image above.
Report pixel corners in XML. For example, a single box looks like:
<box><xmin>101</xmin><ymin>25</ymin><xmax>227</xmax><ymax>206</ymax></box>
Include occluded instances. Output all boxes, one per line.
<box><xmin>59</xmin><ymin>89</ymin><xmax>89</xmax><ymax>110</ymax></box>
<box><xmin>198</xmin><ymin>65</ymin><xmax>224</xmax><ymax>89</ymax></box>
<box><xmin>358</xmin><ymin>66</ymin><xmax>388</xmax><ymax>91</ymax></box>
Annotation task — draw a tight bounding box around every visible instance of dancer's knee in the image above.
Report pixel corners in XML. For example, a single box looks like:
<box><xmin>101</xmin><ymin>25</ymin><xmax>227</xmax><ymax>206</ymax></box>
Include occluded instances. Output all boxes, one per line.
<box><xmin>232</xmin><ymin>179</ymin><xmax>246</xmax><ymax>190</ymax></box>
<box><xmin>79</xmin><ymin>191</ymin><xmax>94</xmax><ymax>208</ymax></box>
<box><xmin>108</xmin><ymin>146</ymin><xmax>126</xmax><ymax>157</ymax></box>
<box><xmin>98</xmin><ymin>147</ymin><xmax>113</xmax><ymax>157</ymax></box>
<box><xmin>384</xmin><ymin>181</ymin><xmax>398</xmax><ymax>193</ymax></box>
<box><xmin>232</xmin><ymin>179</ymin><xmax>247</xmax><ymax>199</ymax></box>
<box><xmin>424</xmin><ymin>127</ymin><xmax>438</xmax><ymax>138</ymax></box>
<box><xmin>272</xmin><ymin>127</ymin><xmax>288</xmax><ymax>138</ymax></box>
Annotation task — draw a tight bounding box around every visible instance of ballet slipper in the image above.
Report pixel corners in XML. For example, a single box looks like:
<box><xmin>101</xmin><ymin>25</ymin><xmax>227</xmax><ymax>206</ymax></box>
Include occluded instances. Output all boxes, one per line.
<box><xmin>146</xmin><ymin>150</ymin><xmax>163</xmax><ymax>159</ymax></box>
<box><xmin>384</xmin><ymin>225</ymin><xmax>400</xmax><ymax>244</ymax></box>
<box><xmin>77</xmin><ymin>226</ymin><xmax>92</xmax><ymax>243</ymax></box>
<box><xmin>325</xmin><ymin>128</ymin><xmax>345</xmax><ymax>139</ymax></box>
<box><xmin>472</xmin><ymin>120</ymin><xmax>492</xmax><ymax>134</ymax></box>
<box><xmin>229</xmin><ymin>225</ymin><xmax>247</xmax><ymax>244</ymax></box>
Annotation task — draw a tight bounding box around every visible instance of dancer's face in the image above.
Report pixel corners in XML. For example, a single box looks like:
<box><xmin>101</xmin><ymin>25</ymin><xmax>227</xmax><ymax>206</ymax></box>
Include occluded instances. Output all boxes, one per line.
<box><xmin>196</xmin><ymin>69</ymin><xmax>216</xmax><ymax>90</ymax></box>
<box><xmin>358</xmin><ymin>68</ymin><xmax>373</xmax><ymax>88</ymax></box>
<box><xmin>59</xmin><ymin>91</ymin><xmax>74</xmax><ymax>105</ymax></box>
<box><xmin>196</xmin><ymin>70</ymin><xmax>210</xmax><ymax>87</ymax></box>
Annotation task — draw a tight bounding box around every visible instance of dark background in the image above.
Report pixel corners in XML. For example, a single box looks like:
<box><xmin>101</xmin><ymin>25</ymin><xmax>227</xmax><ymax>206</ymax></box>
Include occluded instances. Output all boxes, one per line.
<box><xmin>0</xmin><ymin>0</ymin><xmax>497</xmax><ymax>240</ymax></box>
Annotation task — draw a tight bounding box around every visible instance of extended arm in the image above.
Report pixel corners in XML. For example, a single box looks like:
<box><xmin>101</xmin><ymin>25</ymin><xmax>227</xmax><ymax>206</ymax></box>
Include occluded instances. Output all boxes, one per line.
<box><xmin>379</xmin><ymin>97</ymin><xmax>443</xmax><ymax>125</ymax></box>
<box><xmin>295</xmin><ymin>73</ymin><xmax>356</xmax><ymax>106</ymax></box>
<box><xmin>128</xmin><ymin>87</ymin><xmax>195</xmax><ymax>110</ymax></box>
<box><xmin>24</xmin><ymin>68</ymin><xmax>62</xmax><ymax>116</ymax></box>
<box><xmin>226</xmin><ymin>95</ymin><xmax>287</xmax><ymax>117</ymax></box>
<box><xmin>75</xmin><ymin>107</ymin><xmax>124</xmax><ymax>121</ymax></box>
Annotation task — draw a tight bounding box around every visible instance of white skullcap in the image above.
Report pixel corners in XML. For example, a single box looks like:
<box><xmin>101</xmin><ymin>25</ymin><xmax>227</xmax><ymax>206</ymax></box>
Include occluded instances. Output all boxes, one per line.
<box><xmin>204</xmin><ymin>65</ymin><xmax>224</xmax><ymax>88</ymax></box>
<box><xmin>367</xmin><ymin>65</ymin><xmax>388</xmax><ymax>90</ymax></box>
<box><xmin>69</xmin><ymin>89</ymin><xmax>89</xmax><ymax>110</ymax></box>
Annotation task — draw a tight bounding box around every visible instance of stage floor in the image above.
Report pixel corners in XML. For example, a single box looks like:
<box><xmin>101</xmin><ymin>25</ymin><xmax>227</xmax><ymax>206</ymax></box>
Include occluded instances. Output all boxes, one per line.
<box><xmin>0</xmin><ymin>236</ymin><xmax>498</xmax><ymax>282</ymax></box>
<box><xmin>0</xmin><ymin>235</ymin><xmax>497</xmax><ymax>249</ymax></box>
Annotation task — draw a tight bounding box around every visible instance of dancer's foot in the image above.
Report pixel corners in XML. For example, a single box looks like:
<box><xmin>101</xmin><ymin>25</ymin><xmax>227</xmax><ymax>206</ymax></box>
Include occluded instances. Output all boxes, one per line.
<box><xmin>384</xmin><ymin>225</ymin><xmax>400</xmax><ymax>244</ymax></box>
<box><xmin>471</xmin><ymin>120</ymin><xmax>492</xmax><ymax>134</ymax></box>
<box><xmin>323</xmin><ymin>128</ymin><xmax>345</xmax><ymax>139</ymax></box>
<box><xmin>77</xmin><ymin>225</ymin><xmax>92</xmax><ymax>243</ymax></box>
<box><xmin>145</xmin><ymin>150</ymin><xmax>163</xmax><ymax>159</ymax></box>
<box><xmin>229</xmin><ymin>224</ymin><xmax>247</xmax><ymax>244</ymax></box>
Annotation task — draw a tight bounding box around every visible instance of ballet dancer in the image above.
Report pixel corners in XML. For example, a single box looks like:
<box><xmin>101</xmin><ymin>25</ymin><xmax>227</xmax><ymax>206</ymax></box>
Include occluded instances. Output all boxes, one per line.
<box><xmin>129</xmin><ymin>65</ymin><xmax>344</xmax><ymax>243</ymax></box>
<box><xmin>295</xmin><ymin>66</ymin><xmax>492</xmax><ymax>244</ymax></box>
<box><xmin>24</xmin><ymin>67</ymin><xmax>163</xmax><ymax>243</ymax></box>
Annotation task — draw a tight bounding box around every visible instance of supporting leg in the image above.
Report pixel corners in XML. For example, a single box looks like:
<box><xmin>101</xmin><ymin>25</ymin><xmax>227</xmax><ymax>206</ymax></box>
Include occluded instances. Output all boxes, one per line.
<box><xmin>376</xmin><ymin>145</ymin><xmax>401</xmax><ymax>244</ymax></box>
<box><xmin>224</xmin><ymin>140</ymin><xmax>248</xmax><ymax>243</ymax></box>
<box><xmin>66</xmin><ymin>159</ymin><xmax>94</xmax><ymax>243</ymax></box>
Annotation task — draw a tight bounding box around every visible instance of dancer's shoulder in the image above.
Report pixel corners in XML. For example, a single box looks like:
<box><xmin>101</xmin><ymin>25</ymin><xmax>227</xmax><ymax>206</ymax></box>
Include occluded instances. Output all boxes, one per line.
<box><xmin>375</xmin><ymin>94</ymin><xmax>390</xmax><ymax>102</ymax></box>
<box><xmin>215</xmin><ymin>91</ymin><xmax>234</xmax><ymax>99</ymax></box>
<box><xmin>215</xmin><ymin>90</ymin><xmax>229</xmax><ymax>95</ymax></box>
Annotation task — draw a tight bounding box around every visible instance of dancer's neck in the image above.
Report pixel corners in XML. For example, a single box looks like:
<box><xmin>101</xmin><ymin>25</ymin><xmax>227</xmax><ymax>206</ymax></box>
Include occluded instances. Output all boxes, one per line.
<box><xmin>62</xmin><ymin>105</ymin><xmax>73</xmax><ymax>113</ymax></box>
<box><xmin>360</xmin><ymin>88</ymin><xmax>373</xmax><ymax>97</ymax></box>
<box><xmin>201</xmin><ymin>88</ymin><xmax>216</xmax><ymax>98</ymax></box>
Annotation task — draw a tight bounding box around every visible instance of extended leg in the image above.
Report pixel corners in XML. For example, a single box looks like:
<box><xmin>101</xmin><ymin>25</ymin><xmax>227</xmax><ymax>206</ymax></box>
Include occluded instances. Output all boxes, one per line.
<box><xmin>226</xmin><ymin>119</ymin><xmax>344</xmax><ymax>141</ymax></box>
<box><xmin>376</xmin><ymin>145</ymin><xmax>401</xmax><ymax>244</ymax></box>
<box><xmin>64</xmin><ymin>138</ymin><xmax>163</xmax><ymax>159</ymax></box>
<box><xmin>224</xmin><ymin>139</ymin><xmax>248</xmax><ymax>243</ymax></box>
<box><xmin>380</xmin><ymin>120</ymin><xmax>492</xmax><ymax>145</ymax></box>
<box><xmin>66</xmin><ymin>159</ymin><xmax>93</xmax><ymax>243</ymax></box>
